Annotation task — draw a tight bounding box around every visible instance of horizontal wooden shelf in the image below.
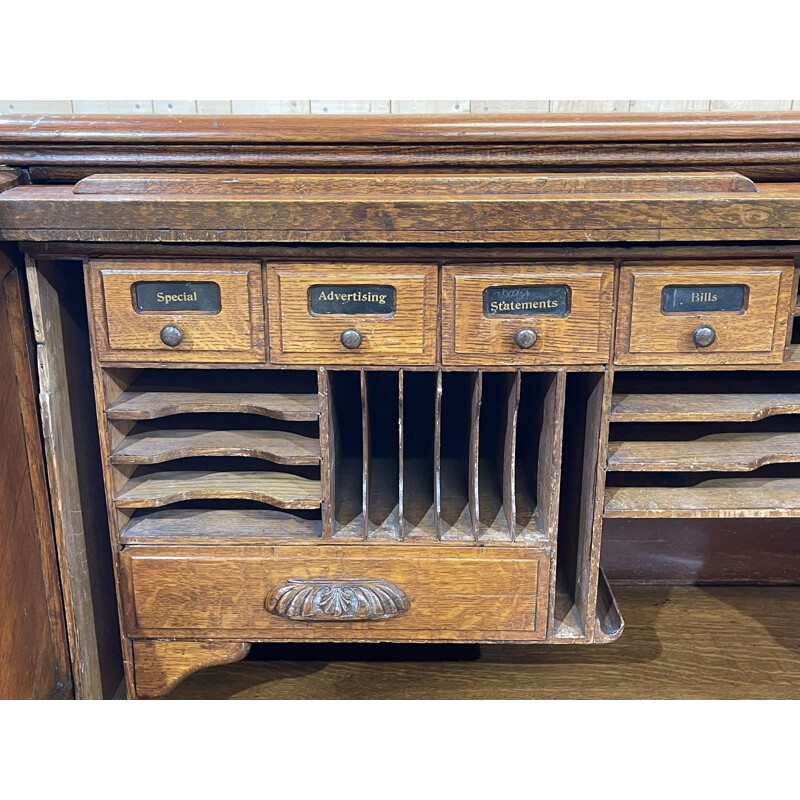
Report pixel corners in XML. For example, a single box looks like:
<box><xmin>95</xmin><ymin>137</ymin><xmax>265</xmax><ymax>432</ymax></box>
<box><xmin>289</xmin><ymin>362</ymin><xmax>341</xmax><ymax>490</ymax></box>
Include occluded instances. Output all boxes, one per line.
<box><xmin>119</xmin><ymin>508</ymin><xmax>322</xmax><ymax>545</ymax></box>
<box><xmin>106</xmin><ymin>390</ymin><xmax>319</xmax><ymax>422</ymax></box>
<box><xmin>610</xmin><ymin>393</ymin><xmax>800</xmax><ymax>422</ymax></box>
<box><xmin>608</xmin><ymin>431</ymin><xmax>800</xmax><ymax>472</ymax></box>
<box><xmin>115</xmin><ymin>470</ymin><xmax>321</xmax><ymax>510</ymax></box>
<box><xmin>73</xmin><ymin>171</ymin><xmax>757</xmax><ymax>197</ymax></box>
<box><xmin>110</xmin><ymin>428</ymin><xmax>320</xmax><ymax>466</ymax></box>
<box><xmin>605</xmin><ymin>477</ymin><xmax>800</xmax><ymax>518</ymax></box>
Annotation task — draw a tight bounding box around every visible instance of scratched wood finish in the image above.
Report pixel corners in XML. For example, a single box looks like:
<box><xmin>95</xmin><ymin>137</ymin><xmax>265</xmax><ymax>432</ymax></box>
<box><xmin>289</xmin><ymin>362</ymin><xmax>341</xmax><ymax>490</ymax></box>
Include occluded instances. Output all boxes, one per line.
<box><xmin>0</xmin><ymin>254</ymin><xmax>71</xmax><ymax>698</ymax></box>
<box><xmin>119</xmin><ymin>544</ymin><xmax>550</xmax><ymax>641</ymax></box>
<box><xmin>87</xmin><ymin>259</ymin><xmax>265</xmax><ymax>362</ymax></box>
<box><xmin>27</xmin><ymin>259</ymin><xmax>123</xmax><ymax>698</ymax></box>
<box><xmin>115</xmin><ymin>470</ymin><xmax>322</xmax><ymax>510</ymax></box>
<box><xmin>5</xmin><ymin>112</ymin><xmax>800</xmax><ymax>144</ymax></box>
<box><xmin>267</xmin><ymin>263</ymin><xmax>438</xmax><ymax>364</ymax></box>
<box><xmin>132</xmin><ymin>639</ymin><xmax>251</xmax><ymax>699</ymax></box>
<box><xmin>106</xmin><ymin>389</ymin><xmax>319</xmax><ymax>421</ymax></box>
<box><xmin>442</xmin><ymin>263</ymin><xmax>615</xmax><ymax>365</ymax></box>
<box><xmin>71</xmin><ymin>171</ymin><xmax>759</xmax><ymax>196</ymax></box>
<box><xmin>119</xmin><ymin>508</ymin><xmax>322</xmax><ymax>545</ymax></box>
<box><xmin>610</xmin><ymin>392</ymin><xmax>800</xmax><ymax>422</ymax></box>
<box><xmin>616</xmin><ymin>261</ymin><xmax>794</xmax><ymax>365</ymax></box>
<box><xmin>608</xmin><ymin>431</ymin><xmax>800</xmax><ymax>471</ymax></box>
<box><xmin>161</xmin><ymin>586</ymin><xmax>800</xmax><ymax>700</ymax></box>
<box><xmin>605</xmin><ymin>477</ymin><xmax>800</xmax><ymax>518</ymax></box>
<box><xmin>110</xmin><ymin>428</ymin><xmax>320</xmax><ymax>465</ymax></box>
<box><xmin>13</xmin><ymin>182</ymin><xmax>800</xmax><ymax>244</ymax></box>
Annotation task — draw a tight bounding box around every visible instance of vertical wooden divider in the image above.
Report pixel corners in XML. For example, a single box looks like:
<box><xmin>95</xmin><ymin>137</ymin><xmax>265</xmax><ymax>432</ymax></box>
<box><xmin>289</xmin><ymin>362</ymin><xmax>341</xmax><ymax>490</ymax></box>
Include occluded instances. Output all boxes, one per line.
<box><xmin>433</xmin><ymin>369</ymin><xmax>443</xmax><ymax>540</ymax></box>
<box><xmin>319</xmin><ymin>368</ymin><xmax>334</xmax><ymax>539</ymax></box>
<box><xmin>574</xmin><ymin>371</ymin><xmax>611</xmax><ymax>637</ymax></box>
<box><xmin>360</xmin><ymin>368</ymin><xmax>370</xmax><ymax>540</ymax></box>
<box><xmin>503</xmin><ymin>370</ymin><xmax>521</xmax><ymax>540</ymax></box>
<box><xmin>468</xmin><ymin>371</ymin><xmax>483</xmax><ymax>541</ymax></box>
<box><xmin>540</xmin><ymin>371</ymin><xmax>567</xmax><ymax>636</ymax></box>
<box><xmin>398</xmin><ymin>369</ymin><xmax>405</xmax><ymax>540</ymax></box>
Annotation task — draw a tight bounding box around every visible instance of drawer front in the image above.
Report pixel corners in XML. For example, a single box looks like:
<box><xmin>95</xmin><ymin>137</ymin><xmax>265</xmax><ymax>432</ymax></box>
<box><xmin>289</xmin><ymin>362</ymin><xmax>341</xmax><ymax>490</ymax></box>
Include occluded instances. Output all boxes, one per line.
<box><xmin>616</xmin><ymin>261</ymin><xmax>794</xmax><ymax>366</ymax></box>
<box><xmin>267</xmin><ymin>263</ymin><xmax>438</xmax><ymax>364</ymax></box>
<box><xmin>87</xmin><ymin>259</ymin><xmax>266</xmax><ymax>363</ymax></box>
<box><xmin>120</xmin><ymin>545</ymin><xmax>549</xmax><ymax>641</ymax></box>
<box><xmin>441</xmin><ymin>263</ymin><xmax>614</xmax><ymax>365</ymax></box>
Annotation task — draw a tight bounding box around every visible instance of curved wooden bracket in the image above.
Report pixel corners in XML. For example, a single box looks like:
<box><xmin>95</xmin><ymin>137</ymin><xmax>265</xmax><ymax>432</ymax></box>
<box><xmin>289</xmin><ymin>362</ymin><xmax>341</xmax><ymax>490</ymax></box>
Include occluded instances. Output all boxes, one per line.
<box><xmin>132</xmin><ymin>640</ymin><xmax>251</xmax><ymax>699</ymax></box>
<box><xmin>266</xmin><ymin>578</ymin><xmax>410</xmax><ymax>621</ymax></box>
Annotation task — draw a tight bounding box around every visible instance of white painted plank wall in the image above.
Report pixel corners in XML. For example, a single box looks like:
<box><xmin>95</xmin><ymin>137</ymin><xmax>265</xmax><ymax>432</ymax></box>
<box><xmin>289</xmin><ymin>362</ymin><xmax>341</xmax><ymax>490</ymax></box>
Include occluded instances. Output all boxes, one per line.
<box><xmin>3</xmin><ymin>100</ymin><xmax>800</xmax><ymax>114</ymax></box>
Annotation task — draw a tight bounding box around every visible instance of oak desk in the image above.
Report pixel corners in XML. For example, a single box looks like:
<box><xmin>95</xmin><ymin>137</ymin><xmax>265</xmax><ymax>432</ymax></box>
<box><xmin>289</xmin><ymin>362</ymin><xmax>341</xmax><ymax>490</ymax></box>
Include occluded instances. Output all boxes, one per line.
<box><xmin>2</xmin><ymin>113</ymin><xmax>800</xmax><ymax>698</ymax></box>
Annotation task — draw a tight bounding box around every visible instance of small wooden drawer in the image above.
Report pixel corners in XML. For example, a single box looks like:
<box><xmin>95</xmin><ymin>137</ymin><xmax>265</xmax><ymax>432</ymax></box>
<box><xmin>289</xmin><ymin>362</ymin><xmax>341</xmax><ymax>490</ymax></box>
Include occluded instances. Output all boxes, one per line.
<box><xmin>267</xmin><ymin>262</ymin><xmax>437</xmax><ymax>364</ymax></box>
<box><xmin>615</xmin><ymin>260</ymin><xmax>794</xmax><ymax>366</ymax></box>
<box><xmin>87</xmin><ymin>259</ymin><xmax>266</xmax><ymax>363</ymax></box>
<box><xmin>120</xmin><ymin>544</ymin><xmax>549</xmax><ymax>641</ymax></box>
<box><xmin>441</xmin><ymin>262</ymin><xmax>614</xmax><ymax>365</ymax></box>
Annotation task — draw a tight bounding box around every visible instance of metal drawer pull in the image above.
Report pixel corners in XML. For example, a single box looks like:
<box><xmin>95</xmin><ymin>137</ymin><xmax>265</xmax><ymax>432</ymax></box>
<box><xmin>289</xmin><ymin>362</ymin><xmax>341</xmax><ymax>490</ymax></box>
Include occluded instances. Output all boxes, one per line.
<box><xmin>266</xmin><ymin>578</ymin><xmax>410</xmax><ymax>621</ymax></box>
<box><xmin>693</xmin><ymin>325</ymin><xmax>717</xmax><ymax>348</ymax></box>
<box><xmin>159</xmin><ymin>324</ymin><xmax>183</xmax><ymax>347</ymax></box>
<box><xmin>340</xmin><ymin>328</ymin><xmax>363</xmax><ymax>349</ymax></box>
<box><xmin>514</xmin><ymin>327</ymin><xmax>538</xmax><ymax>349</ymax></box>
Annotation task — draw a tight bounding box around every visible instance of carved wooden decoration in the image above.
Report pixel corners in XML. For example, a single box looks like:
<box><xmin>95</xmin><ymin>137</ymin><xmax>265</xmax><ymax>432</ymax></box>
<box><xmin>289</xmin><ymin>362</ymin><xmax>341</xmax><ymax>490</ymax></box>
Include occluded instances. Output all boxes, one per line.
<box><xmin>265</xmin><ymin>578</ymin><xmax>411</xmax><ymax>621</ymax></box>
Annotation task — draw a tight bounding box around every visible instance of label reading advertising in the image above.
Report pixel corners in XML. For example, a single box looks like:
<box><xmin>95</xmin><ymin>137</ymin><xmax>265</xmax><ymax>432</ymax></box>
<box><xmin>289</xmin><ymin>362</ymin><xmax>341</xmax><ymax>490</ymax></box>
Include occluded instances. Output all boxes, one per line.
<box><xmin>134</xmin><ymin>282</ymin><xmax>221</xmax><ymax>313</ymax></box>
<box><xmin>661</xmin><ymin>285</ymin><xmax>746</xmax><ymax>313</ymax></box>
<box><xmin>483</xmin><ymin>285</ymin><xmax>569</xmax><ymax>317</ymax></box>
<box><xmin>309</xmin><ymin>285</ymin><xmax>396</xmax><ymax>315</ymax></box>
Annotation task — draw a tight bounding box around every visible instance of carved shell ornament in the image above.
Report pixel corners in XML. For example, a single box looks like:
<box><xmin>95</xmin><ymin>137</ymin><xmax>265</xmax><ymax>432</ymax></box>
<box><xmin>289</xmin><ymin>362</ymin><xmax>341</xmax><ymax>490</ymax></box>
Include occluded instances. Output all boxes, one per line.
<box><xmin>266</xmin><ymin>578</ymin><xmax>410</xmax><ymax>621</ymax></box>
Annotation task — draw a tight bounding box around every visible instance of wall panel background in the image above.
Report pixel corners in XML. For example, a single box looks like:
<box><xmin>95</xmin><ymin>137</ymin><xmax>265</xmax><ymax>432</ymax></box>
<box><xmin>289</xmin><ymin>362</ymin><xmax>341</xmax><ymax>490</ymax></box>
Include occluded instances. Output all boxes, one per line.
<box><xmin>3</xmin><ymin>100</ymin><xmax>799</xmax><ymax>114</ymax></box>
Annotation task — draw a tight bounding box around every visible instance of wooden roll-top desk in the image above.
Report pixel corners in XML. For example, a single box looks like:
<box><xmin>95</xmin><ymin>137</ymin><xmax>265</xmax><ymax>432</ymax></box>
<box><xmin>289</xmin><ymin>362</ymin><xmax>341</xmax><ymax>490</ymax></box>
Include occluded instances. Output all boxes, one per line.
<box><xmin>2</xmin><ymin>113</ymin><xmax>800</xmax><ymax>698</ymax></box>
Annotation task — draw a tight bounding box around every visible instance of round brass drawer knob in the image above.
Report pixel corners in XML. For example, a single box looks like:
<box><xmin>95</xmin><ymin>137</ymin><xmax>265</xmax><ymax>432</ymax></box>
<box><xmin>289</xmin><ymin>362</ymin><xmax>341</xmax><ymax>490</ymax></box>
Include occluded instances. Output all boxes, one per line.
<box><xmin>340</xmin><ymin>328</ymin><xmax>363</xmax><ymax>349</ymax></box>
<box><xmin>160</xmin><ymin>324</ymin><xmax>183</xmax><ymax>348</ymax></box>
<box><xmin>514</xmin><ymin>328</ymin><xmax>538</xmax><ymax>349</ymax></box>
<box><xmin>692</xmin><ymin>325</ymin><xmax>717</xmax><ymax>348</ymax></box>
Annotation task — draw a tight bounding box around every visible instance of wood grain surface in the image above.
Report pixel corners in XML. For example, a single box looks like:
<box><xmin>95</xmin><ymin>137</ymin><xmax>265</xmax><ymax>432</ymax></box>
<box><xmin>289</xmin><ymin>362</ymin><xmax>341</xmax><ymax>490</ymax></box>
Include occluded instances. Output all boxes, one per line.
<box><xmin>12</xmin><ymin>182</ymin><xmax>800</xmax><ymax>244</ymax></box>
<box><xmin>605</xmin><ymin>477</ymin><xmax>800</xmax><ymax>518</ymax></box>
<box><xmin>132</xmin><ymin>639</ymin><xmax>251</xmax><ymax>699</ymax></box>
<box><xmin>119</xmin><ymin>544</ymin><xmax>549</xmax><ymax>640</ymax></box>
<box><xmin>87</xmin><ymin>259</ymin><xmax>265</xmax><ymax>363</ymax></box>
<box><xmin>160</xmin><ymin>586</ymin><xmax>800</xmax><ymax>700</ymax></box>
<box><xmin>110</xmin><ymin>428</ymin><xmax>321</xmax><ymax>465</ymax></box>
<box><xmin>115</xmin><ymin>470</ymin><xmax>322</xmax><ymax>510</ymax></box>
<box><xmin>616</xmin><ymin>260</ymin><xmax>794</xmax><ymax>365</ymax></box>
<box><xmin>0</xmin><ymin>254</ymin><xmax>71</xmax><ymax>698</ymax></box>
<box><xmin>106</xmin><ymin>390</ymin><xmax>319</xmax><ymax>421</ymax></box>
<box><xmin>610</xmin><ymin>392</ymin><xmax>800</xmax><ymax>422</ymax></box>
<box><xmin>267</xmin><ymin>263</ymin><xmax>438</xmax><ymax>364</ymax></box>
<box><xmin>71</xmin><ymin>171</ymin><xmax>759</xmax><ymax>196</ymax></box>
<box><xmin>442</xmin><ymin>263</ymin><xmax>614</xmax><ymax>365</ymax></box>
<box><xmin>4</xmin><ymin>112</ymin><xmax>800</xmax><ymax>143</ymax></box>
<box><xmin>608</xmin><ymin>431</ymin><xmax>800</xmax><ymax>471</ymax></box>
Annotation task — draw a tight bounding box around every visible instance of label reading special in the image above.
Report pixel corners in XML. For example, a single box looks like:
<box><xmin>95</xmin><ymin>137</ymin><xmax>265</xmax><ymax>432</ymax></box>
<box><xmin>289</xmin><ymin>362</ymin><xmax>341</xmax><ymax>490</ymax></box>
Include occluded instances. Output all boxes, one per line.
<box><xmin>483</xmin><ymin>285</ymin><xmax>569</xmax><ymax>317</ymax></box>
<box><xmin>134</xmin><ymin>281</ymin><xmax>221</xmax><ymax>313</ymax></box>
<box><xmin>661</xmin><ymin>285</ymin><xmax>746</xmax><ymax>313</ymax></box>
<box><xmin>309</xmin><ymin>285</ymin><xmax>396</xmax><ymax>315</ymax></box>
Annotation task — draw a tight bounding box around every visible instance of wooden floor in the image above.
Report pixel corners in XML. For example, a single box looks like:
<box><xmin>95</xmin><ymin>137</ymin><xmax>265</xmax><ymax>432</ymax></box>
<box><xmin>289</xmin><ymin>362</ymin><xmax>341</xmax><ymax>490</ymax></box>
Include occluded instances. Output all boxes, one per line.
<box><xmin>165</xmin><ymin>586</ymin><xmax>800</xmax><ymax>699</ymax></box>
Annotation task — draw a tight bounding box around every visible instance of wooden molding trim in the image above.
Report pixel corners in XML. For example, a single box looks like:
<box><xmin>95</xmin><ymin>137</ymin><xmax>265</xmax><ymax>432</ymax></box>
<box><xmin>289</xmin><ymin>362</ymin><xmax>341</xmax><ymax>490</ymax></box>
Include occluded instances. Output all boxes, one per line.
<box><xmin>3</xmin><ymin>112</ymin><xmax>800</xmax><ymax>144</ymax></box>
<box><xmin>132</xmin><ymin>640</ymin><xmax>251</xmax><ymax>699</ymax></box>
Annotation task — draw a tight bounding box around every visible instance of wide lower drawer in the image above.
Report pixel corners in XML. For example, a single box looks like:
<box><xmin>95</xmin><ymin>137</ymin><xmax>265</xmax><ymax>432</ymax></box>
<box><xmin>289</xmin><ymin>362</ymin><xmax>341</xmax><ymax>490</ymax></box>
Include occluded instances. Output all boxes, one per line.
<box><xmin>119</xmin><ymin>544</ymin><xmax>549</xmax><ymax>641</ymax></box>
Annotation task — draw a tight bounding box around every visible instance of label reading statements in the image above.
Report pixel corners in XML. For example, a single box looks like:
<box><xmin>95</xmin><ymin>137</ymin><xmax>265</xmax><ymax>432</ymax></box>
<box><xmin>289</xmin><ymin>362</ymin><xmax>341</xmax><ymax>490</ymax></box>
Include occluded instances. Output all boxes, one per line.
<box><xmin>483</xmin><ymin>285</ymin><xmax>569</xmax><ymax>317</ymax></box>
<box><xmin>135</xmin><ymin>282</ymin><xmax>221</xmax><ymax>313</ymax></box>
<box><xmin>661</xmin><ymin>285</ymin><xmax>746</xmax><ymax>313</ymax></box>
<box><xmin>309</xmin><ymin>285</ymin><xmax>396</xmax><ymax>315</ymax></box>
